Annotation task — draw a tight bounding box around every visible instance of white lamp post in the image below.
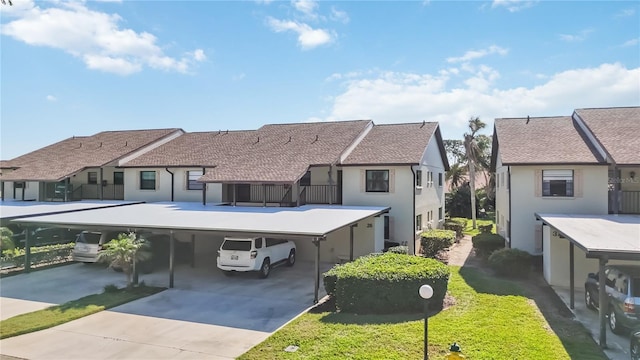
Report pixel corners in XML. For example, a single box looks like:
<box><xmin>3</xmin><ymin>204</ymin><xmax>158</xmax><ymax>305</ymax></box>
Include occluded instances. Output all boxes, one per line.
<box><xmin>419</xmin><ymin>284</ymin><xmax>434</xmax><ymax>360</ymax></box>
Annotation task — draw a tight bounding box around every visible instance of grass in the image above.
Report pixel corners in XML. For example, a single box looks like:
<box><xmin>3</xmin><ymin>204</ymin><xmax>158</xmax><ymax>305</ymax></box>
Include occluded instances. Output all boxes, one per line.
<box><xmin>239</xmin><ymin>266</ymin><xmax>605</xmax><ymax>360</ymax></box>
<box><xmin>462</xmin><ymin>218</ymin><xmax>496</xmax><ymax>237</ymax></box>
<box><xmin>0</xmin><ymin>285</ymin><xmax>164</xmax><ymax>339</ymax></box>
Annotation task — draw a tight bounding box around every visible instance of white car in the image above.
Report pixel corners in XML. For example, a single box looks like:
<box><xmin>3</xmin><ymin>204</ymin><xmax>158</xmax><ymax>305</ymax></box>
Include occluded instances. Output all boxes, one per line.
<box><xmin>217</xmin><ymin>237</ymin><xmax>296</xmax><ymax>278</ymax></box>
<box><xmin>72</xmin><ymin>231</ymin><xmax>120</xmax><ymax>263</ymax></box>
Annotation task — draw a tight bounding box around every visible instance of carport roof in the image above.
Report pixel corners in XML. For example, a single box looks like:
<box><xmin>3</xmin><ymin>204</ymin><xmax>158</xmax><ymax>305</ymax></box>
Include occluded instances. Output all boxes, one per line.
<box><xmin>0</xmin><ymin>200</ymin><xmax>142</xmax><ymax>221</ymax></box>
<box><xmin>11</xmin><ymin>202</ymin><xmax>390</xmax><ymax>238</ymax></box>
<box><xmin>536</xmin><ymin>213</ymin><xmax>640</xmax><ymax>260</ymax></box>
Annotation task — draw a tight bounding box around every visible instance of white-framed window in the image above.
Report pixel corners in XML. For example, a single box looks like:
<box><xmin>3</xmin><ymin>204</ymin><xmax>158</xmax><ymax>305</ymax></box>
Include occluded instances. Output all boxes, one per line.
<box><xmin>366</xmin><ymin>170</ymin><xmax>389</xmax><ymax>192</ymax></box>
<box><xmin>542</xmin><ymin>170</ymin><xmax>574</xmax><ymax>197</ymax></box>
<box><xmin>187</xmin><ymin>170</ymin><xmax>204</xmax><ymax>190</ymax></box>
<box><xmin>416</xmin><ymin>214</ymin><xmax>422</xmax><ymax>231</ymax></box>
<box><xmin>439</xmin><ymin>207</ymin><xmax>443</xmax><ymax>220</ymax></box>
<box><xmin>438</xmin><ymin>173</ymin><xmax>443</xmax><ymax>187</ymax></box>
<box><xmin>140</xmin><ymin>171</ymin><xmax>156</xmax><ymax>190</ymax></box>
<box><xmin>88</xmin><ymin>172</ymin><xmax>98</xmax><ymax>185</ymax></box>
<box><xmin>416</xmin><ymin>170</ymin><xmax>423</xmax><ymax>187</ymax></box>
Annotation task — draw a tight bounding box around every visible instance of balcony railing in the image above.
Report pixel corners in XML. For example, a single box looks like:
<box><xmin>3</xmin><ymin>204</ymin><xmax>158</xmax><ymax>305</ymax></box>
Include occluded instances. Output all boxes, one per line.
<box><xmin>69</xmin><ymin>184</ymin><xmax>124</xmax><ymax>201</ymax></box>
<box><xmin>222</xmin><ymin>184</ymin><xmax>341</xmax><ymax>206</ymax></box>
<box><xmin>609</xmin><ymin>190</ymin><xmax>640</xmax><ymax>214</ymax></box>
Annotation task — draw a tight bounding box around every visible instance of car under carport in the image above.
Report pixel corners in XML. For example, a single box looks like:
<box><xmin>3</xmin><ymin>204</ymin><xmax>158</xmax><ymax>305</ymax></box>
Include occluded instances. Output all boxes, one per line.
<box><xmin>11</xmin><ymin>202</ymin><xmax>390</xmax><ymax>303</ymax></box>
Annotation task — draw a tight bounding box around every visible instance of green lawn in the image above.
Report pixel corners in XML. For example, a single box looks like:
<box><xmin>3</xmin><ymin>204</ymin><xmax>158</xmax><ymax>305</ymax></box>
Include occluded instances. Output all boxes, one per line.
<box><xmin>0</xmin><ymin>285</ymin><xmax>164</xmax><ymax>339</ymax></box>
<box><xmin>462</xmin><ymin>218</ymin><xmax>496</xmax><ymax>237</ymax></box>
<box><xmin>239</xmin><ymin>267</ymin><xmax>605</xmax><ymax>360</ymax></box>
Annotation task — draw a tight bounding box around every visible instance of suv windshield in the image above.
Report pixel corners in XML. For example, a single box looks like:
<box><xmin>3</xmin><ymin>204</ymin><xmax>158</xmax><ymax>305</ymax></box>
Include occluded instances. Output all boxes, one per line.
<box><xmin>79</xmin><ymin>233</ymin><xmax>102</xmax><ymax>244</ymax></box>
<box><xmin>222</xmin><ymin>240</ymin><xmax>252</xmax><ymax>251</ymax></box>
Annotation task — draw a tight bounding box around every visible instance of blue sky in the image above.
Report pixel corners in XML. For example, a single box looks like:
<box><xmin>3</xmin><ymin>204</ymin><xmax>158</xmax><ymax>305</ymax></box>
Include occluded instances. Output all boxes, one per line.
<box><xmin>1</xmin><ymin>0</ymin><xmax>639</xmax><ymax>160</ymax></box>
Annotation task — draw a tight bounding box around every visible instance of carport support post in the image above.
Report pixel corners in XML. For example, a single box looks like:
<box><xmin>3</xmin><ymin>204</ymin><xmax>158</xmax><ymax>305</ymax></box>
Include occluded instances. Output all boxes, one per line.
<box><xmin>569</xmin><ymin>242</ymin><xmax>574</xmax><ymax>309</ymax></box>
<box><xmin>598</xmin><ymin>256</ymin><xmax>608</xmax><ymax>348</ymax></box>
<box><xmin>169</xmin><ymin>231</ymin><xmax>175</xmax><ymax>288</ymax></box>
<box><xmin>313</xmin><ymin>237</ymin><xmax>321</xmax><ymax>304</ymax></box>
<box><xmin>349</xmin><ymin>224</ymin><xmax>357</xmax><ymax>261</ymax></box>
<box><xmin>24</xmin><ymin>226</ymin><xmax>32</xmax><ymax>273</ymax></box>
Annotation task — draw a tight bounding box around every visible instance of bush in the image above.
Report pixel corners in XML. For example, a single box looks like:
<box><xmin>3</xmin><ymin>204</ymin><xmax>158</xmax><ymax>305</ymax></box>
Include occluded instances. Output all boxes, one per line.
<box><xmin>443</xmin><ymin>221</ymin><xmax>464</xmax><ymax>239</ymax></box>
<box><xmin>420</xmin><ymin>229</ymin><xmax>456</xmax><ymax>258</ymax></box>
<box><xmin>103</xmin><ymin>284</ymin><xmax>119</xmax><ymax>293</ymax></box>
<box><xmin>0</xmin><ymin>227</ymin><xmax>15</xmax><ymax>251</ymax></box>
<box><xmin>323</xmin><ymin>253</ymin><xmax>450</xmax><ymax>314</ymax></box>
<box><xmin>488</xmin><ymin>248</ymin><xmax>532</xmax><ymax>278</ymax></box>
<box><xmin>1</xmin><ymin>243</ymin><xmax>74</xmax><ymax>268</ymax></box>
<box><xmin>479</xmin><ymin>224</ymin><xmax>493</xmax><ymax>234</ymax></box>
<box><xmin>387</xmin><ymin>245</ymin><xmax>408</xmax><ymax>254</ymax></box>
<box><xmin>472</xmin><ymin>233</ymin><xmax>506</xmax><ymax>259</ymax></box>
<box><xmin>449</xmin><ymin>218</ymin><xmax>467</xmax><ymax>227</ymax></box>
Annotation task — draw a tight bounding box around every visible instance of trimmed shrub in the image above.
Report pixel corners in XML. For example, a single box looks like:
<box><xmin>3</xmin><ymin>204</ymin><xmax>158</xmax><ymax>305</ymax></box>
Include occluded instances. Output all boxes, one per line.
<box><xmin>1</xmin><ymin>243</ymin><xmax>74</xmax><ymax>268</ymax></box>
<box><xmin>443</xmin><ymin>221</ymin><xmax>464</xmax><ymax>239</ymax></box>
<box><xmin>479</xmin><ymin>224</ymin><xmax>494</xmax><ymax>234</ymax></box>
<box><xmin>103</xmin><ymin>284</ymin><xmax>119</xmax><ymax>293</ymax></box>
<box><xmin>0</xmin><ymin>227</ymin><xmax>15</xmax><ymax>252</ymax></box>
<box><xmin>449</xmin><ymin>217</ymin><xmax>468</xmax><ymax>228</ymax></box>
<box><xmin>323</xmin><ymin>252</ymin><xmax>450</xmax><ymax>314</ymax></box>
<box><xmin>472</xmin><ymin>233</ymin><xmax>505</xmax><ymax>259</ymax></box>
<box><xmin>387</xmin><ymin>245</ymin><xmax>408</xmax><ymax>254</ymax></box>
<box><xmin>488</xmin><ymin>248</ymin><xmax>532</xmax><ymax>278</ymax></box>
<box><xmin>420</xmin><ymin>229</ymin><xmax>456</xmax><ymax>258</ymax></box>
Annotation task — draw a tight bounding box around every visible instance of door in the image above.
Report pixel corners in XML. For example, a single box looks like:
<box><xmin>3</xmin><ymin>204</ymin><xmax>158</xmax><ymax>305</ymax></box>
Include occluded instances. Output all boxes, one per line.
<box><xmin>237</xmin><ymin>184</ymin><xmax>251</xmax><ymax>202</ymax></box>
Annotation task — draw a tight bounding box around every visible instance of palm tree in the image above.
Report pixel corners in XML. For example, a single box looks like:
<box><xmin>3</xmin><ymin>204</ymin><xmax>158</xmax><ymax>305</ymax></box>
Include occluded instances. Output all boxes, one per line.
<box><xmin>463</xmin><ymin>117</ymin><xmax>486</xmax><ymax>229</ymax></box>
<box><xmin>446</xmin><ymin>163</ymin><xmax>467</xmax><ymax>191</ymax></box>
<box><xmin>98</xmin><ymin>232</ymin><xmax>150</xmax><ymax>288</ymax></box>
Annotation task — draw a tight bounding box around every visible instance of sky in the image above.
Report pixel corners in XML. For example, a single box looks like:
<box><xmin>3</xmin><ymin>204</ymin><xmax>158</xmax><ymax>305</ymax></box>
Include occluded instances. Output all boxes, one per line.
<box><xmin>1</xmin><ymin>0</ymin><xmax>639</xmax><ymax>160</ymax></box>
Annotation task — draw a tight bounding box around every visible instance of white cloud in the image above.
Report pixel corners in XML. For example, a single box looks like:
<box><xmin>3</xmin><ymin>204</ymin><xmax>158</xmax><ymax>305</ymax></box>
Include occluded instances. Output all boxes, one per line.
<box><xmin>46</xmin><ymin>95</ymin><xmax>57</xmax><ymax>102</ymax></box>
<box><xmin>1</xmin><ymin>1</ymin><xmax>204</xmax><ymax>75</ymax></box>
<box><xmin>292</xmin><ymin>0</ymin><xmax>318</xmax><ymax>19</ymax></box>
<box><xmin>267</xmin><ymin>17</ymin><xmax>334</xmax><ymax>50</ymax></box>
<box><xmin>558</xmin><ymin>29</ymin><xmax>593</xmax><ymax>42</ymax></box>
<box><xmin>446</xmin><ymin>45</ymin><xmax>508</xmax><ymax>63</ymax></box>
<box><xmin>330</xmin><ymin>7</ymin><xmax>349</xmax><ymax>24</ymax></box>
<box><xmin>614</xmin><ymin>8</ymin><xmax>636</xmax><ymax>18</ymax></box>
<box><xmin>621</xmin><ymin>38</ymin><xmax>639</xmax><ymax>47</ymax></box>
<box><xmin>322</xmin><ymin>63</ymin><xmax>640</xmax><ymax>139</ymax></box>
<box><xmin>232</xmin><ymin>73</ymin><xmax>246</xmax><ymax>81</ymax></box>
<box><xmin>491</xmin><ymin>0</ymin><xmax>537</xmax><ymax>12</ymax></box>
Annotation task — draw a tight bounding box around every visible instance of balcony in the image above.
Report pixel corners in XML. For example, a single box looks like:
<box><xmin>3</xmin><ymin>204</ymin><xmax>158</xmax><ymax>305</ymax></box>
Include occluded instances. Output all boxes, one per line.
<box><xmin>222</xmin><ymin>184</ymin><xmax>341</xmax><ymax>206</ymax></box>
<box><xmin>609</xmin><ymin>190</ymin><xmax>640</xmax><ymax>214</ymax></box>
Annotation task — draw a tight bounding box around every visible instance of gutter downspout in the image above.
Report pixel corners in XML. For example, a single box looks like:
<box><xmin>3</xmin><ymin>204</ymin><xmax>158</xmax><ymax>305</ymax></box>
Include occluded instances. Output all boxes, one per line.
<box><xmin>507</xmin><ymin>166</ymin><xmax>512</xmax><ymax>247</ymax></box>
<box><xmin>411</xmin><ymin>166</ymin><xmax>416</xmax><ymax>255</ymax></box>
<box><xmin>165</xmin><ymin>168</ymin><xmax>175</xmax><ymax>202</ymax></box>
<box><xmin>202</xmin><ymin>167</ymin><xmax>206</xmax><ymax>206</ymax></box>
<box><xmin>328</xmin><ymin>165</ymin><xmax>334</xmax><ymax>205</ymax></box>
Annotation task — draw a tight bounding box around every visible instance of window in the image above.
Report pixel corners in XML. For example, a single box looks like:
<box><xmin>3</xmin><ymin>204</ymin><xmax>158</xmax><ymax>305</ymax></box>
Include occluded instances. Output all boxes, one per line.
<box><xmin>140</xmin><ymin>171</ymin><xmax>156</xmax><ymax>190</ymax></box>
<box><xmin>438</xmin><ymin>173</ymin><xmax>443</xmax><ymax>187</ymax></box>
<box><xmin>113</xmin><ymin>172</ymin><xmax>124</xmax><ymax>185</ymax></box>
<box><xmin>416</xmin><ymin>214</ymin><xmax>422</xmax><ymax>231</ymax></box>
<box><xmin>366</xmin><ymin>170</ymin><xmax>389</xmax><ymax>192</ymax></box>
<box><xmin>384</xmin><ymin>216</ymin><xmax>390</xmax><ymax>240</ymax></box>
<box><xmin>88</xmin><ymin>172</ymin><xmax>98</xmax><ymax>185</ymax></box>
<box><xmin>428</xmin><ymin>172</ymin><xmax>433</xmax><ymax>187</ymax></box>
<box><xmin>14</xmin><ymin>182</ymin><xmax>24</xmax><ymax>189</ymax></box>
<box><xmin>542</xmin><ymin>170</ymin><xmax>573</xmax><ymax>197</ymax></box>
<box><xmin>187</xmin><ymin>170</ymin><xmax>204</xmax><ymax>190</ymax></box>
<box><xmin>300</xmin><ymin>171</ymin><xmax>311</xmax><ymax>186</ymax></box>
<box><xmin>416</xmin><ymin>170</ymin><xmax>422</xmax><ymax>187</ymax></box>
<box><xmin>439</xmin><ymin>207</ymin><xmax>443</xmax><ymax>220</ymax></box>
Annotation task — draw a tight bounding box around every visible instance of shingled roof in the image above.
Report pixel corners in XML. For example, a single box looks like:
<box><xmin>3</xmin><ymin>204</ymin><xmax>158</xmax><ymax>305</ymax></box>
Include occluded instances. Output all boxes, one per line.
<box><xmin>491</xmin><ymin>116</ymin><xmax>605</xmax><ymax>168</ymax></box>
<box><xmin>574</xmin><ymin>107</ymin><xmax>640</xmax><ymax>165</ymax></box>
<box><xmin>342</xmin><ymin>122</ymin><xmax>449</xmax><ymax>169</ymax></box>
<box><xmin>1</xmin><ymin>129</ymin><xmax>182</xmax><ymax>182</ymax></box>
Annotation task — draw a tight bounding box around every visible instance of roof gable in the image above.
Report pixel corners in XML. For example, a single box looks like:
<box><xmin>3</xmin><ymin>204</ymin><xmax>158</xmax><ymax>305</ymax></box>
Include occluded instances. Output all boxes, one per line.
<box><xmin>492</xmin><ymin>116</ymin><xmax>605</xmax><ymax>166</ymax></box>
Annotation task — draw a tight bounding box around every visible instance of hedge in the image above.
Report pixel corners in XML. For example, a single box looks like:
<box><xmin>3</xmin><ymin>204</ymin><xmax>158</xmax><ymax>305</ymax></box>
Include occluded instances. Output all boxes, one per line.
<box><xmin>323</xmin><ymin>253</ymin><xmax>450</xmax><ymax>314</ymax></box>
<box><xmin>419</xmin><ymin>229</ymin><xmax>456</xmax><ymax>258</ymax></box>
<box><xmin>478</xmin><ymin>224</ymin><xmax>494</xmax><ymax>234</ymax></box>
<box><xmin>1</xmin><ymin>243</ymin><xmax>74</xmax><ymax>268</ymax></box>
<box><xmin>471</xmin><ymin>233</ymin><xmax>506</xmax><ymax>259</ymax></box>
<box><xmin>488</xmin><ymin>248</ymin><xmax>532</xmax><ymax>278</ymax></box>
<box><xmin>443</xmin><ymin>221</ymin><xmax>464</xmax><ymax>239</ymax></box>
<box><xmin>387</xmin><ymin>245</ymin><xmax>409</xmax><ymax>254</ymax></box>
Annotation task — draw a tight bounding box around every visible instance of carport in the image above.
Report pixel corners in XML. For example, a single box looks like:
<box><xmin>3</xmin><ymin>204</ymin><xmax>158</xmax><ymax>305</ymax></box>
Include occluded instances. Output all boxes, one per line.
<box><xmin>536</xmin><ymin>213</ymin><xmax>640</xmax><ymax>348</ymax></box>
<box><xmin>12</xmin><ymin>202</ymin><xmax>390</xmax><ymax>303</ymax></box>
<box><xmin>0</xmin><ymin>200</ymin><xmax>142</xmax><ymax>272</ymax></box>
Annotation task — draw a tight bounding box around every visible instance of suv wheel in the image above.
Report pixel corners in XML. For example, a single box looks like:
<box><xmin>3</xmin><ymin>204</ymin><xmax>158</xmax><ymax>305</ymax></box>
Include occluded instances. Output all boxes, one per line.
<box><xmin>585</xmin><ymin>289</ymin><xmax>595</xmax><ymax>310</ymax></box>
<box><xmin>609</xmin><ymin>308</ymin><xmax>624</xmax><ymax>334</ymax></box>
<box><xmin>286</xmin><ymin>249</ymin><xmax>296</xmax><ymax>267</ymax></box>
<box><xmin>259</xmin><ymin>258</ymin><xmax>271</xmax><ymax>279</ymax></box>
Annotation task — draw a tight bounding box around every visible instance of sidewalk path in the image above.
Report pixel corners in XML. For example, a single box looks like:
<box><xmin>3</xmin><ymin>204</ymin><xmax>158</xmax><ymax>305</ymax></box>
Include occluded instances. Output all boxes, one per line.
<box><xmin>447</xmin><ymin>235</ymin><xmax>476</xmax><ymax>267</ymax></box>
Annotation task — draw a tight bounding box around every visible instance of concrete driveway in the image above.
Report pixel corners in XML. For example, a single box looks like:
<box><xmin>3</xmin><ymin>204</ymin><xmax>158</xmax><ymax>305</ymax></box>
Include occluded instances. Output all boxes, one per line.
<box><xmin>554</xmin><ymin>287</ymin><xmax>631</xmax><ymax>360</ymax></box>
<box><xmin>0</xmin><ymin>261</ymin><xmax>329</xmax><ymax>359</ymax></box>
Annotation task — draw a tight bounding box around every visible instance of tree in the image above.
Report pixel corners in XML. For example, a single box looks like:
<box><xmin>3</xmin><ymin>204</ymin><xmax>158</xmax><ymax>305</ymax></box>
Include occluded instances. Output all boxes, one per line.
<box><xmin>98</xmin><ymin>232</ymin><xmax>150</xmax><ymax>288</ymax></box>
<box><xmin>0</xmin><ymin>227</ymin><xmax>15</xmax><ymax>252</ymax></box>
<box><xmin>463</xmin><ymin>117</ymin><xmax>486</xmax><ymax>229</ymax></box>
<box><xmin>446</xmin><ymin>163</ymin><xmax>466</xmax><ymax>190</ymax></box>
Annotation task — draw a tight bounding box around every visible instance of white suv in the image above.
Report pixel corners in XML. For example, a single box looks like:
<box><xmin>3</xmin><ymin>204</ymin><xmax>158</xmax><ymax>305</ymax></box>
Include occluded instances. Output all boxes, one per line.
<box><xmin>217</xmin><ymin>237</ymin><xmax>296</xmax><ymax>278</ymax></box>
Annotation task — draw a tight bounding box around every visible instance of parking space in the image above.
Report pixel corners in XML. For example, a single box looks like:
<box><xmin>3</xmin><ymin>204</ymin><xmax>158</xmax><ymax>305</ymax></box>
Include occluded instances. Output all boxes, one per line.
<box><xmin>0</xmin><ymin>260</ymin><xmax>333</xmax><ymax>359</ymax></box>
<box><xmin>554</xmin><ymin>287</ymin><xmax>631</xmax><ymax>360</ymax></box>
